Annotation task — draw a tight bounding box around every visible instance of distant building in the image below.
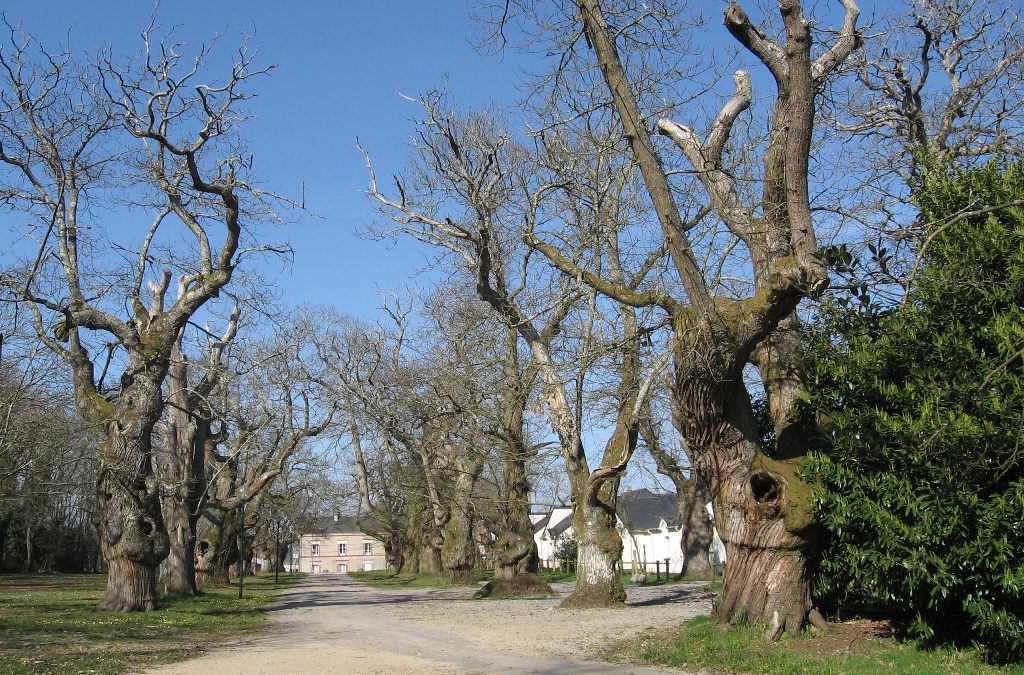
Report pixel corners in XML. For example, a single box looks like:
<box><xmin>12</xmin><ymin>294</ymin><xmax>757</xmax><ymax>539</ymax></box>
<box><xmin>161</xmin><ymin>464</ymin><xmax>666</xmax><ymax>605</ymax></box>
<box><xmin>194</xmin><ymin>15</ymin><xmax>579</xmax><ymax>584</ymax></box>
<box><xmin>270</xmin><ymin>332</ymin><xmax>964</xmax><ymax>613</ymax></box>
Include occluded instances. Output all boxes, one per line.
<box><xmin>531</xmin><ymin>488</ymin><xmax>726</xmax><ymax>574</ymax></box>
<box><xmin>291</xmin><ymin>515</ymin><xmax>387</xmax><ymax>574</ymax></box>
<box><xmin>531</xmin><ymin>504</ymin><xmax>574</xmax><ymax>563</ymax></box>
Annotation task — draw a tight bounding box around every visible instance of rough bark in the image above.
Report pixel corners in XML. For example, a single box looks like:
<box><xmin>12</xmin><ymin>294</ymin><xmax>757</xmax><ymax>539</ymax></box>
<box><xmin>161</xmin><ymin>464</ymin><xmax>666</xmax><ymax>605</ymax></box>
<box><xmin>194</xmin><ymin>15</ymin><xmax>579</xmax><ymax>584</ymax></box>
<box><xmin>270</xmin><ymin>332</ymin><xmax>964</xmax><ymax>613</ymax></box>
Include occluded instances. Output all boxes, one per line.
<box><xmin>560</xmin><ymin>494</ymin><xmax>626</xmax><ymax>608</ymax></box>
<box><xmin>572</xmin><ymin>0</ymin><xmax>859</xmax><ymax>635</ymax></box>
<box><xmin>93</xmin><ymin>365</ymin><xmax>170</xmax><ymax>611</ymax></box>
<box><xmin>670</xmin><ymin>338</ymin><xmax>818</xmax><ymax>637</ymax></box>
<box><xmin>419</xmin><ymin>533</ymin><xmax>444</xmax><ymax>576</ymax></box>
<box><xmin>678</xmin><ymin>479</ymin><xmax>714</xmax><ymax>580</ymax></box>
<box><xmin>440</xmin><ymin>458</ymin><xmax>484</xmax><ymax>583</ymax></box>
<box><xmin>155</xmin><ymin>307</ymin><xmax>235</xmax><ymax>596</ymax></box>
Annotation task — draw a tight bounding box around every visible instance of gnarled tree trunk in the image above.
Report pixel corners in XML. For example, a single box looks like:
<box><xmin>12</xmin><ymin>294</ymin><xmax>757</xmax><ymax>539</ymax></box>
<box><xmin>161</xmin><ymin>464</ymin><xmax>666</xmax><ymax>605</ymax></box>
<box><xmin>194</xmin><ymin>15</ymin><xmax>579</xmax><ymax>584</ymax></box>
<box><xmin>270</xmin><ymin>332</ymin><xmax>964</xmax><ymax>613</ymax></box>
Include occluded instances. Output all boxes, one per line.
<box><xmin>561</xmin><ymin>493</ymin><xmax>626</xmax><ymax>608</ymax></box>
<box><xmin>479</xmin><ymin>445</ymin><xmax>552</xmax><ymax>598</ymax></box>
<box><xmin>440</xmin><ymin>457</ymin><xmax>484</xmax><ymax>583</ymax></box>
<box><xmin>672</xmin><ymin>345</ymin><xmax>818</xmax><ymax>638</ymax></box>
<box><xmin>93</xmin><ymin>369</ymin><xmax>170</xmax><ymax>612</ymax></box>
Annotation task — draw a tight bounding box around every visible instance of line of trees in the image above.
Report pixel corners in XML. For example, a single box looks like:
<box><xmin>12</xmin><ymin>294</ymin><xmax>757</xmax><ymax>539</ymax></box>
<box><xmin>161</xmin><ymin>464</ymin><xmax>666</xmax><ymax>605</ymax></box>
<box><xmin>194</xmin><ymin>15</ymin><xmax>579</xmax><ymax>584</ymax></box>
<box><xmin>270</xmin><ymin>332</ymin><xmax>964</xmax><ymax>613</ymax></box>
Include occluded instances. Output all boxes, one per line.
<box><xmin>0</xmin><ymin>24</ymin><xmax>339</xmax><ymax>609</ymax></box>
<box><xmin>0</xmin><ymin>0</ymin><xmax>1021</xmax><ymax>660</ymax></box>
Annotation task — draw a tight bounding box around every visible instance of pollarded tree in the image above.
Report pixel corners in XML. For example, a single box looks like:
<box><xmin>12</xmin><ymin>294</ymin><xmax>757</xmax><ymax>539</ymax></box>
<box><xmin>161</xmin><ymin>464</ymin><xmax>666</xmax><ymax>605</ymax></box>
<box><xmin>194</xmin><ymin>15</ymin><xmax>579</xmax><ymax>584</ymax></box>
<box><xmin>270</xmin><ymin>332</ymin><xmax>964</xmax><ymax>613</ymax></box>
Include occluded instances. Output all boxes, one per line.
<box><xmin>0</xmin><ymin>24</ymin><xmax>279</xmax><ymax>610</ymax></box>
<box><xmin>484</xmin><ymin>0</ymin><xmax>860</xmax><ymax>634</ymax></box>
<box><xmin>365</xmin><ymin>98</ymin><xmax>670</xmax><ymax>606</ymax></box>
<box><xmin>194</xmin><ymin>309</ymin><xmax>336</xmax><ymax>586</ymax></box>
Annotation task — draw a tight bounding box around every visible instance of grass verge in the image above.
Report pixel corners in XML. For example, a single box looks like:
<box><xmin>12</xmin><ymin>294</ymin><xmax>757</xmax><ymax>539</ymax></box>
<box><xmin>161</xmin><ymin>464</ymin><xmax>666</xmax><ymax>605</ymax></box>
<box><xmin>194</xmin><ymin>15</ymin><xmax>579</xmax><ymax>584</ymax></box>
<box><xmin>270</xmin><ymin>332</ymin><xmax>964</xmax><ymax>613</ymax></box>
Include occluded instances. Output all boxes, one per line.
<box><xmin>618</xmin><ymin>616</ymin><xmax>1024</xmax><ymax>675</ymax></box>
<box><xmin>0</xmin><ymin>572</ymin><xmax>301</xmax><ymax>674</ymax></box>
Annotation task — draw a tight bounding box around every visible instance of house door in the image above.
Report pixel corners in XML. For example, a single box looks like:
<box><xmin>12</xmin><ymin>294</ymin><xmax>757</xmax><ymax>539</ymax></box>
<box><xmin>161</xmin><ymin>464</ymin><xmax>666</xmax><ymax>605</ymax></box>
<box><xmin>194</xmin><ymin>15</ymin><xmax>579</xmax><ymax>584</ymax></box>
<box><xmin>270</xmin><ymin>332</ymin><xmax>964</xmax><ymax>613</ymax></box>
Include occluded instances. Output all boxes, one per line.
<box><xmin>363</xmin><ymin>561</ymin><xmax>373</xmax><ymax>572</ymax></box>
<box><xmin>338</xmin><ymin>563</ymin><xmax>347</xmax><ymax>574</ymax></box>
<box><xmin>311</xmin><ymin>564</ymin><xmax>320</xmax><ymax>574</ymax></box>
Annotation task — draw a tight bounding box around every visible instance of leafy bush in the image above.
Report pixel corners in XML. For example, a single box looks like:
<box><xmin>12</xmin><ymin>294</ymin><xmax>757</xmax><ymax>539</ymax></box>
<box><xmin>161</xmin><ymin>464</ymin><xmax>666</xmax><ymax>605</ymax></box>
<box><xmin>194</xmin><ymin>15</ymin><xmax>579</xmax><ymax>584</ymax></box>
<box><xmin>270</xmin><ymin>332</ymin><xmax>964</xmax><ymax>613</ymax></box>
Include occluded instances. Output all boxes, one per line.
<box><xmin>806</xmin><ymin>160</ymin><xmax>1024</xmax><ymax>662</ymax></box>
<box><xmin>554</xmin><ymin>537</ymin><xmax>578</xmax><ymax>568</ymax></box>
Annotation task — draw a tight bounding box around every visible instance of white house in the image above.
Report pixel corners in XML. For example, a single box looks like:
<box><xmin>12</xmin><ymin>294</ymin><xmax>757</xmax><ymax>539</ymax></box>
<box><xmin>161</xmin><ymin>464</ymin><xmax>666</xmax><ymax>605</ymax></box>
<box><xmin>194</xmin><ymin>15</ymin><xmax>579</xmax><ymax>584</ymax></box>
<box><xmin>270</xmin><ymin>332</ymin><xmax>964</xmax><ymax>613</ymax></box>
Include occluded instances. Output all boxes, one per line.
<box><xmin>531</xmin><ymin>505</ymin><xmax>574</xmax><ymax>563</ymax></box>
<box><xmin>532</xmin><ymin>489</ymin><xmax>726</xmax><ymax>574</ymax></box>
<box><xmin>291</xmin><ymin>515</ymin><xmax>388</xmax><ymax>574</ymax></box>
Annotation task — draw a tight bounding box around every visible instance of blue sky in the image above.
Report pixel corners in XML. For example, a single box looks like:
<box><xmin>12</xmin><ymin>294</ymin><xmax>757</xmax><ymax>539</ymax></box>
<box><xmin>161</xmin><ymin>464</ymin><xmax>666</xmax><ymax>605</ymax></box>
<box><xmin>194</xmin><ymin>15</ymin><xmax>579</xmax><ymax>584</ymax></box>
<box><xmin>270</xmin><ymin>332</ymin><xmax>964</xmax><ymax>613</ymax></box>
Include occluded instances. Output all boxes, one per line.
<box><xmin>1</xmin><ymin>1</ymin><xmax>529</xmax><ymax>319</ymax></box>
<box><xmin>1</xmin><ymin>1</ymin><xmax>907</xmax><ymax>322</ymax></box>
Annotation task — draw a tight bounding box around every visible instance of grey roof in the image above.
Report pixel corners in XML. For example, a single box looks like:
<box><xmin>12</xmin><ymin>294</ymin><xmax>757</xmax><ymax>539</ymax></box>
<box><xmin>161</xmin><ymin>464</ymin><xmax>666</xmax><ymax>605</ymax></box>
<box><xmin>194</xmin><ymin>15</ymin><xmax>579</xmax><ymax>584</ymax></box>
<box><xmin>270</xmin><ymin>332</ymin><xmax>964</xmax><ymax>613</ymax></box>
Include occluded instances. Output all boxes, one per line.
<box><xmin>547</xmin><ymin>512</ymin><xmax>573</xmax><ymax>538</ymax></box>
<box><xmin>533</xmin><ymin>510</ymin><xmax>573</xmax><ymax>537</ymax></box>
<box><xmin>532</xmin><ymin>512</ymin><xmax>551</xmax><ymax>534</ymax></box>
<box><xmin>309</xmin><ymin>515</ymin><xmax>366</xmax><ymax>535</ymax></box>
<box><xmin>616</xmin><ymin>489</ymin><xmax>680</xmax><ymax>531</ymax></box>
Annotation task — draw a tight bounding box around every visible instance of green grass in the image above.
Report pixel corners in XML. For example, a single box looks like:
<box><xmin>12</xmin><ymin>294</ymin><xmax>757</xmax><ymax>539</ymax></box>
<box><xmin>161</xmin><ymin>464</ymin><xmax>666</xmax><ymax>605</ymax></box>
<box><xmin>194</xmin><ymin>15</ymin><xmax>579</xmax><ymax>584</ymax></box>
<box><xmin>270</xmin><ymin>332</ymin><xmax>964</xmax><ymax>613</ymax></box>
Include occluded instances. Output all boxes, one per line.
<box><xmin>620</xmin><ymin>616</ymin><xmax>1024</xmax><ymax>675</ymax></box>
<box><xmin>0</xmin><ymin>572</ymin><xmax>301</xmax><ymax>674</ymax></box>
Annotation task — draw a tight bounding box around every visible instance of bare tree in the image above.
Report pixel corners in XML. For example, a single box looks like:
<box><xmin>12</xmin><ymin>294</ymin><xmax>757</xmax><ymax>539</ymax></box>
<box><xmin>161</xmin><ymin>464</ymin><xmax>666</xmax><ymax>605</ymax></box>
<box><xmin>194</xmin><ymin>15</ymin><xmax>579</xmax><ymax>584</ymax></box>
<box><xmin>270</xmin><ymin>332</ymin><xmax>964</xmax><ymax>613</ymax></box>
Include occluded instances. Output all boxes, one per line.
<box><xmin>0</xmin><ymin>311</ymin><xmax>100</xmax><ymax>572</ymax></box>
<box><xmin>364</xmin><ymin>97</ymin><xmax>670</xmax><ymax>606</ymax></box>
<box><xmin>844</xmin><ymin>0</ymin><xmax>1023</xmax><ymax>183</ymax></box>
<box><xmin>479</xmin><ymin>0</ymin><xmax>860</xmax><ymax>634</ymax></box>
<box><xmin>194</xmin><ymin>309</ymin><xmax>336</xmax><ymax>586</ymax></box>
<box><xmin>0</xmin><ymin>23</ymin><xmax>281</xmax><ymax>610</ymax></box>
<box><xmin>154</xmin><ymin>303</ymin><xmax>238</xmax><ymax>595</ymax></box>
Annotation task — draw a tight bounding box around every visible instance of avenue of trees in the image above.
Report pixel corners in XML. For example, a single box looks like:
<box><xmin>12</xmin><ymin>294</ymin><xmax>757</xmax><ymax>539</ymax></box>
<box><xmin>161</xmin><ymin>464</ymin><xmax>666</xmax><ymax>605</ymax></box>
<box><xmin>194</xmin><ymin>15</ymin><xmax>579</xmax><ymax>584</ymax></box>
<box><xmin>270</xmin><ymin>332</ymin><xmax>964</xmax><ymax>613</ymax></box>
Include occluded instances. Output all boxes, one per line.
<box><xmin>0</xmin><ymin>0</ymin><xmax>1021</xmax><ymax>660</ymax></box>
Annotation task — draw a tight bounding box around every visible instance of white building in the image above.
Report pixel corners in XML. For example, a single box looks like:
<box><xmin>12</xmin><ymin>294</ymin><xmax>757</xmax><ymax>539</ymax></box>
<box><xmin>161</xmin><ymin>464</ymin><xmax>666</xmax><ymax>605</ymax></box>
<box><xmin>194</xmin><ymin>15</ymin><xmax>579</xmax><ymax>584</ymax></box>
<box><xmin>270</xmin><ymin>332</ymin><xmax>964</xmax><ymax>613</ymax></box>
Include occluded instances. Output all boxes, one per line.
<box><xmin>291</xmin><ymin>515</ymin><xmax>387</xmax><ymax>574</ymax></box>
<box><xmin>532</xmin><ymin>489</ymin><xmax>727</xmax><ymax>574</ymax></box>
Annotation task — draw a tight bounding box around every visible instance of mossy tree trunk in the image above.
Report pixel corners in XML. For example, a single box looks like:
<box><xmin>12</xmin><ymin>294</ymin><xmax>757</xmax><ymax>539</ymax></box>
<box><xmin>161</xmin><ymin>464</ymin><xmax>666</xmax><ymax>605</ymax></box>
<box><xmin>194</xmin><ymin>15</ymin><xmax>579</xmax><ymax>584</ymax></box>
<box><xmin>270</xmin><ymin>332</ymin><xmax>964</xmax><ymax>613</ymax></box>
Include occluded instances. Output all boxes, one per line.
<box><xmin>568</xmin><ymin>0</ymin><xmax>858</xmax><ymax>637</ymax></box>
<box><xmin>91</xmin><ymin>356</ymin><xmax>171</xmax><ymax>612</ymax></box>
<box><xmin>670</xmin><ymin>336</ymin><xmax>821</xmax><ymax>638</ymax></box>
<box><xmin>440</xmin><ymin>455</ymin><xmax>485</xmax><ymax>583</ymax></box>
<box><xmin>560</xmin><ymin>485</ymin><xmax>626</xmax><ymax>608</ymax></box>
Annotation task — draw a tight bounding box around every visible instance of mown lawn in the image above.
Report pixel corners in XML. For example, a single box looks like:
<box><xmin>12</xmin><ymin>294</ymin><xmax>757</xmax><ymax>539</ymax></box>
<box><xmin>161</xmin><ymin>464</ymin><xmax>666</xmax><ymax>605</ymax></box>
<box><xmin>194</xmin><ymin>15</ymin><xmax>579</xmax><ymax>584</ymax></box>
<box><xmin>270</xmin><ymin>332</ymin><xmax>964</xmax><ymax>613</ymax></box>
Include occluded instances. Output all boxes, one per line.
<box><xmin>618</xmin><ymin>616</ymin><xmax>1024</xmax><ymax>675</ymax></box>
<box><xmin>0</xmin><ymin>572</ymin><xmax>300</xmax><ymax>674</ymax></box>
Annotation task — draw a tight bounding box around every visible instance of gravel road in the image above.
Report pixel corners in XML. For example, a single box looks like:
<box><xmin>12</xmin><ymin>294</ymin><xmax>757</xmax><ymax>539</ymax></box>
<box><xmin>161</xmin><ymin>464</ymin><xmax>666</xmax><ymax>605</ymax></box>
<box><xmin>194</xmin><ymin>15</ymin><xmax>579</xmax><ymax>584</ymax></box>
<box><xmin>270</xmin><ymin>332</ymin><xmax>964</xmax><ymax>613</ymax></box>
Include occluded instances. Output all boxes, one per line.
<box><xmin>146</xmin><ymin>575</ymin><xmax>712</xmax><ymax>674</ymax></box>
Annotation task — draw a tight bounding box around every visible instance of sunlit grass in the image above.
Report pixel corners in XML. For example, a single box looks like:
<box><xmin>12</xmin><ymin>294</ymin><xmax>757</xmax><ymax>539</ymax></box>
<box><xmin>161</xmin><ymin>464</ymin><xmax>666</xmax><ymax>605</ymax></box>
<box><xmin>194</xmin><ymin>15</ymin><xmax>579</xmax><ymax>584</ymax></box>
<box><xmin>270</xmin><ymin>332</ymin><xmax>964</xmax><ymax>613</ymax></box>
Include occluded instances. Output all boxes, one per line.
<box><xmin>0</xmin><ymin>572</ymin><xmax>300</xmax><ymax>674</ymax></box>
<box><xmin>619</xmin><ymin>616</ymin><xmax>1024</xmax><ymax>675</ymax></box>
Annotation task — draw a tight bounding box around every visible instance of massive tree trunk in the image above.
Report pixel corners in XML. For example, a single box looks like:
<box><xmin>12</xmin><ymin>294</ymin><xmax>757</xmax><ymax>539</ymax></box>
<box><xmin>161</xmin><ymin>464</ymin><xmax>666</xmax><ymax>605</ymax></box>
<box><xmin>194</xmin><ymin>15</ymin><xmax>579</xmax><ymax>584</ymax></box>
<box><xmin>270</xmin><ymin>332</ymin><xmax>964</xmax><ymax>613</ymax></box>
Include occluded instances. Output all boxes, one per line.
<box><xmin>571</xmin><ymin>0</ymin><xmax>858</xmax><ymax>637</ymax></box>
<box><xmin>480</xmin><ymin>444</ymin><xmax>553</xmax><ymax>598</ymax></box>
<box><xmin>671</xmin><ymin>342</ymin><xmax>818</xmax><ymax>638</ymax></box>
<box><xmin>440</xmin><ymin>457</ymin><xmax>484</xmax><ymax>583</ymax></box>
<box><xmin>154</xmin><ymin>393</ymin><xmax>201</xmax><ymax>595</ymax></box>
<box><xmin>419</xmin><ymin>532</ymin><xmax>443</xmax><ymax>576</ymax></box>
<box><xmin>155</xmin><ymin>309</ymin><xmax>234</xmax><ymax>596</ymax></box>
<box><xmin>561</xmin><ymin>490</ymin><xmax>626</xmax><ymax>608</ymax></box>
<box><xmin>93</xmin><ymin>368</ymin><xmax>170</xmax><ymax>612</ymax></box>
<box><xmin>194</xmin><ymin>435</ymin><xmax>237</xmax><ymax>588</ymax></box>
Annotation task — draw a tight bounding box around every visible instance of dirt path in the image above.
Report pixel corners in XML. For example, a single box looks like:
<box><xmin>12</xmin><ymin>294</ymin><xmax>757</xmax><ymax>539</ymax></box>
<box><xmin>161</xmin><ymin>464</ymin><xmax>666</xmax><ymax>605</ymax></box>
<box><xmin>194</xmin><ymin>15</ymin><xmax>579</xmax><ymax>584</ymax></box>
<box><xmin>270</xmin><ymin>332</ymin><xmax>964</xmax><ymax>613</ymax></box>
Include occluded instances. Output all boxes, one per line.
<box><xmin>146</xmin><ymin>575</ymin><xmax>712</xmax><ymax>674</ymax></box>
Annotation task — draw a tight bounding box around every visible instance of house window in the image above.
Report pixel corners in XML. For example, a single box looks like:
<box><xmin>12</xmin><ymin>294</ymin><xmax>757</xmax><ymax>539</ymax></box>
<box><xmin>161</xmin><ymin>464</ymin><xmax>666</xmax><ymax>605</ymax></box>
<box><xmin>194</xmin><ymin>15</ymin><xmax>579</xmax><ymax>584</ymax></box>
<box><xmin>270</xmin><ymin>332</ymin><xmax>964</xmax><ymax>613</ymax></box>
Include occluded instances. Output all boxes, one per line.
<box><xmin>363</xmin><ymin>541</ymin><xmax>373</xmax><ymax>555</ymax></box>
<box><xmin>311</xmin><ymin>544</ymin><xmax>320</xmax><ymax>556</ymax></box>
<box><xmin>338</xmin><ymin>542</ymin><xmax>347</xmax><ymax>555</ymax></box>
